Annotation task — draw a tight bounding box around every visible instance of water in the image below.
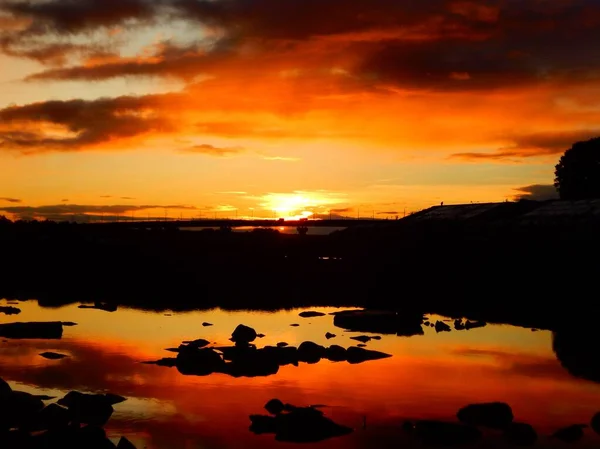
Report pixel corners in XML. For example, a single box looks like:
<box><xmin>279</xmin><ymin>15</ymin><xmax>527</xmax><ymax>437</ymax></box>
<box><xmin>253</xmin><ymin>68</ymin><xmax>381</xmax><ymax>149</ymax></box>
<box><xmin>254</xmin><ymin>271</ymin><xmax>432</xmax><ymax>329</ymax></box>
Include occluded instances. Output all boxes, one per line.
<box><xmin>1</xmin><ymin>300</ymin><xmax>599</xmax><ymax>448</ymax></box>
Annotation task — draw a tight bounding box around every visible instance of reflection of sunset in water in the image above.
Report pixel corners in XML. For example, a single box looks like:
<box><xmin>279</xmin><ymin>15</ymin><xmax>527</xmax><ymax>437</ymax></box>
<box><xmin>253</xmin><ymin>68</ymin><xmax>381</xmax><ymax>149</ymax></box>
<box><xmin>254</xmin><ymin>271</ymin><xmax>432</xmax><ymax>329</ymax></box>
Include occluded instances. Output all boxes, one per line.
<box><xmin>2</xmin><ymin>300</ymin><xmax>600</xmax><ymax>448</ymax></box>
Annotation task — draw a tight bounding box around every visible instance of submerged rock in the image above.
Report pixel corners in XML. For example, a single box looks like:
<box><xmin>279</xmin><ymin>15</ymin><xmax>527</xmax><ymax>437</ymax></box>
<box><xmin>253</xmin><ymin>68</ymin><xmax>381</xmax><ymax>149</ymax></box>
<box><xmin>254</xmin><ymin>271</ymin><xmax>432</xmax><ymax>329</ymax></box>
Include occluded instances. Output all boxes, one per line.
<box><xmin>202</xmin><ymin>322</ymin><xmax>213</xmax><ymax>327</ymax></box>
<box><xmin>465</xmin><ymin>320</ymin><xmax>487</xmax><ymax>330</ymax></box>
<box><xmin>265</xmin><ymin>399</ymin><xmax>285</xmax><ymax>415</ymax></box>
<box><xmin>325</xmin><ymin>332</ymin><xmax>336</xmax><ymax>339</ymax></box>
<box><xmin>504</xmin><ymin>422</ymin><xmax>537</xmax><ymax>446</ymax></box>
<box><xmin>276</xmin><ymin>342</ymin><xmax>289</xmax><ymax>347</ymax></box>
<box><xmin>413</xmin><ymin>420</ymin><xmax>482</xmax><ymax>446</ymax></box>
<box><xmin>457</xmin><ymin>402</ymin><xmax>513</xmax><ymax>429</ymax></box>
<box><xmin>298</xmin><ymin>342</ymin><xmax>325</xmax><ymax>364</ymax></box>
<box><xmin>299</xmin><ymin>311</ymin><xmax>326</xmax><ymax>318</ymax></box>
<box><xmin>182</xmin><ymin>338</ymin><xmax>210</xmax><ymax>348</ymax></box>
<box><xmin>0</xmin><ymin>322</ymin><xmax>63</xmax><ymax>339</ymax></box>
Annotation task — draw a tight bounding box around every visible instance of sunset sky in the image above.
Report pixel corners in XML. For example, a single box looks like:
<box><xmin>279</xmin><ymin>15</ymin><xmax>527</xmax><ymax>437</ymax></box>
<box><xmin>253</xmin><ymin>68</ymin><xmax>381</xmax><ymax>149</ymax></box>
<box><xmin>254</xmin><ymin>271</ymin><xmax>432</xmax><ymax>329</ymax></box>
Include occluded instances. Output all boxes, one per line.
<box><xmin>1</xmin><ymin>0</ymin><xmax>599</xmax><ymax>220</ymax></box>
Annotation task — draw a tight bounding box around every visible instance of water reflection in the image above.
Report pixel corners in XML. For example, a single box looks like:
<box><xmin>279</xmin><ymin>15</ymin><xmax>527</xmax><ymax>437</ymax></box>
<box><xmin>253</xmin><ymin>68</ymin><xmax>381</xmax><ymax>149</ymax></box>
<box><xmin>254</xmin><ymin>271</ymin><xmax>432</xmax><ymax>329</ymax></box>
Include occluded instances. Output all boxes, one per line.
<box><xmin>1</xmin><ymin>300</ymin><xmax>600</xmax><ymax>448</ymax></box>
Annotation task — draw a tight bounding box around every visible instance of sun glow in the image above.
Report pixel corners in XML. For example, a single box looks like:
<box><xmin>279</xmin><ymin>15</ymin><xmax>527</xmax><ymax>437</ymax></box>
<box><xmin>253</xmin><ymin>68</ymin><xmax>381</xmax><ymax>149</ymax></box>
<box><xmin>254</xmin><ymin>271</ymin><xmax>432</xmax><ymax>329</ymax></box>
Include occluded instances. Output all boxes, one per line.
<box><xmin>258</xmin><ymin>192</ymin><xmax>344</xmax><ymax>219</ymax></box>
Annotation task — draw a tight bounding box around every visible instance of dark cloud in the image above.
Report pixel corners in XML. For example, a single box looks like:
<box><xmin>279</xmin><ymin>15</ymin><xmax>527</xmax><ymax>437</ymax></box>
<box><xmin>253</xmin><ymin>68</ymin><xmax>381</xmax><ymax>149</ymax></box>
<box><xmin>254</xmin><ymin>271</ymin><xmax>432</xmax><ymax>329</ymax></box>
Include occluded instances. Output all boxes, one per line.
<box><xmin>451</xmin><ymin>130</ymin><xmax>600</xmax><ymax>161</ymax></box>
<box><xmin>1</xmin><ymin>0</ymin><xmax>158</xmax><ymax>35</ymax></box>
<box><xmin>0</xmin><ymin>94</ymin><xmax>175</xmax><ymax>153</ymax></box>
<box><xmin>0</xmin><ymin>203</ymin><xmax>197</xmax><ymax>221</ymax></box>
<box><xmin>120</xmin><ymin>196</ymin><xmax>136</xmax><ymax>200</ymax></box>
<box><xmin>0</xmin><ymin>197</ymin><xmax>22</xmax><ymax>203</ymax></box>
<box><xmin>329</xmin><ymin>207</ymin><xmax>352</xmax><ymax>213</ymax></box>
<box><xmin>61</xmin><ymin>198</ymin><xmax>69</xmax><ymax>202</ymax></box>
<box><xmin>513</xmin><ymin>184</ymin><xmax>558</xmax><ymax>202</ymax></box>
<box><xmin>181</xmin><ymin>143</ymin><xmax>244</xmax><ymax>156</ymax></box>
<box><xmin>7</xmin><ymin>0</ymin><xmax>600</xmax><ymax>93</ymax></box>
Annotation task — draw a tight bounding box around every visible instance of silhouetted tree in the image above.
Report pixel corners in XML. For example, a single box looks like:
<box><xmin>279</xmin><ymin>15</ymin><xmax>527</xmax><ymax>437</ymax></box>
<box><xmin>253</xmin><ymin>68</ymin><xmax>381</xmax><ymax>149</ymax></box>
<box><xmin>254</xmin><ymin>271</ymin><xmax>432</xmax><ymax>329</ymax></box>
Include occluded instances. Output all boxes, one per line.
<box><xmin>554</xmin><ymin>137</ymin><xmax>600</xmax><ymax>200</ymax></box>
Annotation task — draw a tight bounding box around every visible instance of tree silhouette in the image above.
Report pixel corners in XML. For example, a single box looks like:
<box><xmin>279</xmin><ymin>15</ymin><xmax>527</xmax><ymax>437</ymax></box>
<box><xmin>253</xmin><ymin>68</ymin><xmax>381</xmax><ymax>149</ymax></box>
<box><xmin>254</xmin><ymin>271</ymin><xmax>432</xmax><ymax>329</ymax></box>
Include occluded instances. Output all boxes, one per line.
<box><xmin>555</xmin><ymin>137</ymin><xmax>600</xmax><ymax>200</ymax></box>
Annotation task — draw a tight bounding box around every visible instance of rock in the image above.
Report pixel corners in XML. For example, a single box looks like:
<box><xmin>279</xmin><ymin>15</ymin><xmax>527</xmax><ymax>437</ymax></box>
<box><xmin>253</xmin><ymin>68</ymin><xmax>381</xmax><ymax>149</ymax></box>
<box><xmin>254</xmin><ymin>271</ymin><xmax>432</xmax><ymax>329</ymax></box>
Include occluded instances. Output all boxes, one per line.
<box><xmin>0</xmin><ymin>390</ymin><xmax>45</xmax><ymax>430</ymax></box>
<box><xmin>350</xmin><ymin>335</ymin><xmax>371</xmax><ymax>343</ymax></box>
<box><xmin>454</xmin><ymin>319</ymin><xmax>466</xmax><ymax>330</ymax></box>
<box><xmin>141</xmin><ymin>358</ymin><xmax>177</xmax><ymax>367</ymax></box>
<box><xmin>117</xmin><ymin>436</ymin><xmax>137</xmax><ymax>449</ymax></box>
<box><xmin>202</xmin><ymin>322</ymin><xmax>213</xmax><ymax>327</ymax></box>
<box><xmin>591</xmin><ymin>412</ymin><xmax>600</xmax><ymax>435</ymax></box>
<box><xmin>552</xmin><ymin>424</ymin><xmax>587</xmax><ymax>442</ymax></box>
<box><xmin>504</xmin><ymin>422</ymin><xmax>537</xmax><ymax>446</ymax></box>
<box><xmin>0</xmin><ymin>322</ymin><xmax>63</xmax><ymax>339</ymax></box>
<box><xmin>276</xmin><ymin>342</ymin><xmax>289</xmax><ymax>347</ymax></box>
<box><xmin>77</xmin><ymin>425</ymin><xmax>116</xmax><ymax>448</ymax></box>
<box><xmin>62</xmin><ymin>322</ymin><xmax>78</xmax><ymax>327</ymax></box>
<box><xmin>0</xmin><ymin>377</ymin><xmax>11</xmax><ymax>394</ymax></box>
<box><xmin>290</xmin><ymin>324</ymin><xmax>300</xmax><ymax>327</ymax></box>
<box><xmin>182</xmin><ymin>338</ymin><xmax>210</xmax><ymax>348</ymax></box>
<box><xmin>265</xmin><ymin>399</ymin><xmax>285</xmax><ymax>415</ymax></box>
<box><xmin>424</xmin><ymin>321</ymin><xmax>430</xmax><ymax>326</ymax></box>
<box><xmin>263</xmin><ymin>346</ymin><xmax>299</xmax><ymax>367</ymax></box>
<box><xmin>457</xmin><ymin>402</ymin><xmax>513</xmax><ymax>429</ymax></box>
<box><xmin>325</xmin><ymin>332</ymin><xmax>336</xmax><ymax>339</ymax></box>
<box><xmin>372</xmin><ymin>336</ymin><xmax>381</xmax><ymax>340</ymax></box>
<box><xmin>414</xmin><ymin>420</ymin><xmax>482</xmax><ymax>446</ymax></box>
<box><xmin>257</xmin><ymin>334</ymin><xmax>266</xmax><ymax>338</ymax></box>
<box><xmin>357</xmin><ymin>344</ymin><xmax>367</xmax><ymax>348</ymax></box>
<box><xmin>57</xmin><ymin>391</ymin><xmax>114</xmax><ymax>426</ymax></box>
<box><xmin>299</xmin><ymin>311</ymin><xmax>326</xmax><ymax>318</ymax></box>
<box><xmin>33</xmin><ymin>395</ymin><xmax>56</xmax><ymax>401</ymax></box>
<box><xmin>222</xmin><ymin>350</ymin><xmax>280</xmax><ymax>378</ymax></box>
<box><xmin>78</xmin><ymin>302</ymin><xmax>117</xmax><ymax>312</ymax></box>
<box><xmin>250</xmin><ymin>402</ymin><xmax>352</xmax><ymax>443</ymax></box>
<box><xmin>176</xmin><ymin>348</ymin><xmax>225</xmax><ymax>376</ymax></box>
<box><xmin>465</xmin><ymin>320</ymin><xmax>487</xmax><ymax>330</ymax></box>
<box><xmin>104</xmin><ymin>393</ymin><xmax>127</xmax><ymax>405</ymax></box>
<box><xmin>231</xmin><ymin>324</ymin><xmax>257</xmax><ymax>344</ymax></box>
<box><xmin>435</xmin><ymin>321</ymin><xmax>451</xmax><ymax>333</ymax></box>
<box><xmin>346</xmin><ymin>347</ymin><xmax>392</xmax><ymax>364</ymax></box>
<box><xmin>298</xmin><ymin>342</ymin><xmax>325</xmax><ymax>364</ymax></box>
<box><xmin>325</xmin><ymin>345</ymin><xmax>347</xmax><ymax>362</ymax></box>
<box><xmin>39</xmin><ymin>352</ymin><xmax>68</xmax><ymax>360</ymax></box>
<box><xmin>0</xmin><ymin>306</ymin><xmax>20</xmax><ymax>315</ymax></box>
<box><xmin>25</xmin><ymin>403</ymin><xmax>70</xmax><ymax>432</ymax></box>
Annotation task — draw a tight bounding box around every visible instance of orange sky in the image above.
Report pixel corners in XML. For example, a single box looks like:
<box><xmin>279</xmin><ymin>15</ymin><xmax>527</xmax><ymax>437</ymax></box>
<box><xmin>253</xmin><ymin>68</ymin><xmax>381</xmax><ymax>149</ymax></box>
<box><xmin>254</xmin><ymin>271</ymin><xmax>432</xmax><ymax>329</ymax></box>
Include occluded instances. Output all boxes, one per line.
<box><xmin>1</xmin><ymin>0</ymin><xmax>599</xmax><ymax>220</ymax></box>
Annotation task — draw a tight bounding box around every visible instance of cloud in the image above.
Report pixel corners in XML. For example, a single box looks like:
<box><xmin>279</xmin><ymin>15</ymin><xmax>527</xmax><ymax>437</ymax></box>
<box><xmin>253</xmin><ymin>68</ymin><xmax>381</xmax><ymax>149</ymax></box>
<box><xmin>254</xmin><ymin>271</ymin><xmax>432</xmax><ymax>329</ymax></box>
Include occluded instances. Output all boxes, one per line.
<box><xmin>0</xmin><ymin>94</ymin><xmax>175</xmax><ymax>153</ymax></box>
<box><xmin>61</xmin><ymin>199</ymin><xmax>69</xmax><ymax>202</ymax></box>
<box><xmin>181</xmin><ymin>143</ymin><xmax>244</xmax><ymax>157</ymax></box>
<box><xmin>451</xmin><ymin>130</ymin><xmax>600</xmax><ymax>161</ymax></box>
<box><xmin>8</xmin><ymin>0</ymin><xmax>600</xmax><ymax>94</ymax></box>
<box><xmin>0</xmin><ymin>203</ymin><xmax>197</xmax><ymax>221</ymax></box>
<box><xmin>513</xmin><ymin>184</ymin><xmax>559</xmax><ymax>202</ymax></box>
<box><xmin>120</xmin><ymin>196</ymin><xmax>136</xmax><ymax>200</ymax></box>
<box><xmin>260</xmin><ymin>155</ymin><xmax>301</xmax><ymax>162</ymax></box>
<box><xmin>0</xmin><ymin>197</ymin><xmax>22</xmax><ymax>203</ymax></box>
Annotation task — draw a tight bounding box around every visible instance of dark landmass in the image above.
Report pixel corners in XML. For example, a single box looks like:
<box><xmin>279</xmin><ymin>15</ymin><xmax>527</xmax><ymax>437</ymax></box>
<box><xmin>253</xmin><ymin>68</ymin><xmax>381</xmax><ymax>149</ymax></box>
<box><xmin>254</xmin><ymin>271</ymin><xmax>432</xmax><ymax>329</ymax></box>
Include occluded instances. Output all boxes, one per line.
<box><xmin>1</xmin><ymin>206</ymin><xmax>599</xmax><ymax>334</ymax></box>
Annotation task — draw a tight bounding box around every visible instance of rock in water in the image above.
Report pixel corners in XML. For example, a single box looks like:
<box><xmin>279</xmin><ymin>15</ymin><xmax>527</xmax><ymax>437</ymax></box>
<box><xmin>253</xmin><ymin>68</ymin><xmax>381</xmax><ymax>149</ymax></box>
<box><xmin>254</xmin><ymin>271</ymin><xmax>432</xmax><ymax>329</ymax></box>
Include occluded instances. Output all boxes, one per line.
<box><xmin>0</xmin><ymin>306</ymin><xmax>20</xmax><ymax>315</ymax></box>
<box><xmin>0</xmin><ymin>322</ymin><xmax>63</xmax><ymax>339</ymax></box>
<box><xmin>457</xmin><ymin>402</ymin><xmax>514</xmax><ymax>429</ymax></box>
<box><xmin>0</xmin><ymin>377</ymin><xmax>11</xmax><ymax>394</ymax></box>
<box><xmin>231</xmin><ymin>324</ymin><xmax>257</xmax><ymax>344</ymax></box>
<box><xmin>552</xmin><ymin>424</ymin><xmax>587</xmax><ymax>442</ymax></box>
<box><xmin>265</xmin><ymin>399</ymin><xmax>285</xmax><ymax>415</ymax></box>
<box><xmin>299</xmin><ymin>311</ymin><xmax>326</xmax><ymax>318</ymax></box>
<box><xmin>39</xmin><ymin>352</ymin><xmax>68</xmax><ymax>360</ymax></box>
<box><xmin>117</xmin><ymin>436</ymin><xmax>137</xmax><ymax>449</ymax></box>
<box><xmin>435</xmin><ymin>321</ymin><xmax>451</xmax><ymax>333</ymax></box>
<box><xmin>504</xmin><ymin>422</ymin><xmax>537</xmax><ymax>446</ymax></box>
<box><xmin>325</xmin><ymin>333</ymin><xmax>336</xmax><ymax>339</ymax></box>
<box><xmin>592</xmin><ymin>412</ymin><xmax>600</xmax><ymax>435</ymax></box>
<box><xmin>346</xmin><ymin>346</ymin><xmax>391</xmax><ymax>364</ymax></box>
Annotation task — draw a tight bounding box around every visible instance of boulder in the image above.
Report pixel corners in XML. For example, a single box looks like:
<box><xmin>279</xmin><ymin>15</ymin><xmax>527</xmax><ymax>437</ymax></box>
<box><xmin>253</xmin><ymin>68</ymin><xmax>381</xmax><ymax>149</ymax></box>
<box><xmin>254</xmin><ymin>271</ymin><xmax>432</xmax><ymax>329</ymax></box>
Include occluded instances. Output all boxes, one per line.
<box><xmin>0</xmin><ymin>377</ymin><xmax>11</xmax><ymax>394</ymax></box>
<box><xmin>325</xmin><ymin>333</ymin><xmax>336</xmax><ymax>340</ymax></box>
<box><xmin>0</xmin><ymin>306</ymin><xmax>20</xmax><ymax>315</ymax></box>
<box><xmin>0</xmin><ymin>390</ymin><xmax>45</xmax><ymax>430</ymax></box>
<box><xmin>117</xmin><ymin>436</ymin><xmax>137</xmax><ymax>449</ymax></box>
<box><xmin>57</xmin><ymin>391</ymin><xmax>115</xmax><ymax>426</ymax></box>
<box><xmin>265</xmin><ymin>399</ymin><xmax>285</xmax><ymax>415</ymax></box>
<box><xmin>552</xmin><ymin>424</ymin><xmax>587</xmax><ymax>442</ymax></box>
<box><xmin>325</xmin><ymin>345</ymin><xmax>347</xmax><ymax>362</ymax></box>
<box><xmin>350</xmin><ymin>335</ymin><xmax>371</xmax><ymax>343</ymax></box>
<box><xmin>231</xmin><ymin>324</ymin><xmax>257</xmax><ymax>344</ymax></box>
<box><xmin>297</xmin><ymin>342</ymin><xmax>325</xmax><ymax>364</ymax></box>
<box><xmin>176</xmin><ymin>348</ymin><xmax>224</xmax><ymax>376</ymax></box>
<box><xmin>435</xmin><ymin>321</ymin><xmax>451</xmax><ymax>333</ymax></box>
<box><xmin>40</xmin><ymin>352</ymin><xmax>68</xmax><ymax>360</ymax></box>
